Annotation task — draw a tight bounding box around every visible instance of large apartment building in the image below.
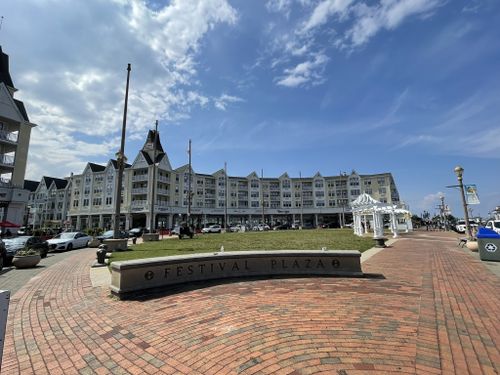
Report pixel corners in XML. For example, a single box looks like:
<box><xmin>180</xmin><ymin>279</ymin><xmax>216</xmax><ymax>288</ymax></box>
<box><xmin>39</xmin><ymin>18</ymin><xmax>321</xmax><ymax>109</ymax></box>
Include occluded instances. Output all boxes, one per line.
<box><xmin>0</xmin><ymin>46</ymin><xmax>35</xmax><ymax>226</ymax></box>
<box><xmin>28</xmin><ymin>130</ymin><xmax>401</xmax><ymax>231</ymax></box>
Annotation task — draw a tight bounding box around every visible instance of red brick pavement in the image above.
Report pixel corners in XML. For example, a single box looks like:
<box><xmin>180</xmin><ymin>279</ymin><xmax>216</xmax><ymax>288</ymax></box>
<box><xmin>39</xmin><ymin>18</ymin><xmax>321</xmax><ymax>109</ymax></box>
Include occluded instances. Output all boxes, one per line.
<box><xmin>1</xmin><ymin>231</ymin><xmax>499</xmax><ymax>374</ymax></box>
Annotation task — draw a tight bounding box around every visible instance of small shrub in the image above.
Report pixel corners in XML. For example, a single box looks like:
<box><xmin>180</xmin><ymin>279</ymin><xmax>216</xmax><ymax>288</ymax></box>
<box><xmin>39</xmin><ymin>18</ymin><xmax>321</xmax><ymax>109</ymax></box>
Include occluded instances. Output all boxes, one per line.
<box><xmin>15</xmin><ymin>247</ymin><xmax>40</xmax><ymax>257</ymax></box>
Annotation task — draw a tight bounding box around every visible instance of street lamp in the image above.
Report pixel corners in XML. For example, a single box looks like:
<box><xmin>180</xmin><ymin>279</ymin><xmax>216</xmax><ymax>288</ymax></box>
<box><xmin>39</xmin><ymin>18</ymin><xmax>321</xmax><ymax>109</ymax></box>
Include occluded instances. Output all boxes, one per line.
<box><xmin>454</xmin><ymin>166</ymin><xmax>473</xmax><ymax>240</ymax></box>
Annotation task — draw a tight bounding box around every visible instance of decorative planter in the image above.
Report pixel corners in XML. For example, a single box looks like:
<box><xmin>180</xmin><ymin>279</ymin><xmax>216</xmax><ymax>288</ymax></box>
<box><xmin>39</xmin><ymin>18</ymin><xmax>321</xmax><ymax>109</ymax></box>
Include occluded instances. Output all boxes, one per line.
<box><xmin>12</xmin><ymin>255</ymin><xmax>41</xmax><ymax>269</ymax></box>
<box><xmin>142</xmin><ymin>233</ymin><xmax>159</xmax><ymax>242</ymax></box>
<box><xmin>466</xmin><ymin>240</ymin><xmax>479</xmax><ymax>252</ymax></box>
<box><xmin>88</xmin><ymin>238</ymin><xmax>101</xmax><ymax>248</ymax></box>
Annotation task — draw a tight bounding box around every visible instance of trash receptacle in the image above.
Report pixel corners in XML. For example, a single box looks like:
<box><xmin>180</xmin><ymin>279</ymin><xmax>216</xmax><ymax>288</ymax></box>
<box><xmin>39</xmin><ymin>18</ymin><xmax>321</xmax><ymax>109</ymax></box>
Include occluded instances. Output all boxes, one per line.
<box><xmin>477</xmin><ymin>227</ymin><xmax>500</xmax><ymax>262</ymax></box>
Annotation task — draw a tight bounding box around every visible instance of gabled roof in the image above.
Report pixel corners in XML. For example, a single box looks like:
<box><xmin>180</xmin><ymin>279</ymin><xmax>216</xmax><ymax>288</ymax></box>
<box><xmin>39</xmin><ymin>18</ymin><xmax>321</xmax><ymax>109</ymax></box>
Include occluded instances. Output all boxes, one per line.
<box><xmin>110</xmin><ymin>159</ymin><xmax>131</xmax><ymax>169</ymax></box>
<box><xmin>42</xmin><ymin>176</ymin><xmax>68</xmax><ymax>190</ymax></box>
<box><xmin>14</xmin><ymin>99</ymin><xmax>29</xmax><ymax>122</ymax></box>
<box><xmin>24</xmin><ymin>180</ymin><xmax>39</xmax><ymax>192</ymax></box>
<box><xmin>279</xmin><ymin>172</ymin><xmax>290</xmax><ymax>179</ymax></box>
<box><xmin>140</xmin><ymin>151</ymin><xmax>166</xmax><ymax>166</ymax></box>
<box><xmin>142</xmin><ymin>130</ymin><xmax>164</xmax><ymax>153</ymax></box>
<box><xmin>88</xmin><ymin>162</ymin><xmax>106</xmax><ymax>172</ymax></box>
<box><xmin>0</xmin><ymin>46</ymin><xmax>14</xmax><ymax>89</ymax></box>
<box><xmin>351</xmin><ymin>193</ymin><xmax>380</xmax><ymax>207</ymax></box>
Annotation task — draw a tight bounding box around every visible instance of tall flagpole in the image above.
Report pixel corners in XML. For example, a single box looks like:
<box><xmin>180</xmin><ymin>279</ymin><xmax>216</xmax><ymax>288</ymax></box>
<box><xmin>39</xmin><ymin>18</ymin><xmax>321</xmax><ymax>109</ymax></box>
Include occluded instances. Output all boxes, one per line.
<box><xmin>224</xmin><ymin>162</ymin><xmax>228</xmax><ymax>230</ymax></box>
<box><xmin>261</xmin><ymin>169</ymin><xmax>265</xmax><ymax>225</ymax></box>
<box><xmin>187</xmin><ymin>139</ymin><xmax>192</xmax><ymax>224</ymax></box>
<box><xmin>113</xmin><ymin>63</ymin><xmax>131</xmax><ymax>239</ymax></box>
<box><xmin>149</xmin><ymin>120</ymin><xmax>158</xmax><ymax>233</ymax></box>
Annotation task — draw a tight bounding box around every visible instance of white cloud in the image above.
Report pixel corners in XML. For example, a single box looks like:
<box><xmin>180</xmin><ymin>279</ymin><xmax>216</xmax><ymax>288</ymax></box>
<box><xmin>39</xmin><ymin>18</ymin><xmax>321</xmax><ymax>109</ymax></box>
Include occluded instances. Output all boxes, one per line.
<box><xmin>276</xmin><ymin>53</ymin><xmax>329</xmax><ymax>87</ymax></box>
<box><xmin>345</xmin><ymin>0</ymin><xmax>444</xmax><ymax>47</ymax></box>
<box><xmin>421</xmin><ymin>191</ymin><xmax>445</xmax><ymax>210</ymax></box>
<box><xmin>301</xmin><ymin>0</ymin><xmax>354</xmax><ymax>33</ymax></box>
<box><xmin>6</xmin><ymin>0</ymin><xmax>237</xmax><ymax>179</ymax></box>
<box><xmin>214</xmin><ymin>94</ymin><xmax>245</xmax><ymax>111</ymax></box>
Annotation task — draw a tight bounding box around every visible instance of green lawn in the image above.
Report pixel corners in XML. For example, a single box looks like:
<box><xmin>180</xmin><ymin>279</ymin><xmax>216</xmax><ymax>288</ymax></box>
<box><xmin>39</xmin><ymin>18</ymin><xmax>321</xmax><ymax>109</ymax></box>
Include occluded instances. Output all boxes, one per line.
<box><xmin>110</xmin><ymin>229</ymin><xmax>375</xmax><ymax>263</ymax></box>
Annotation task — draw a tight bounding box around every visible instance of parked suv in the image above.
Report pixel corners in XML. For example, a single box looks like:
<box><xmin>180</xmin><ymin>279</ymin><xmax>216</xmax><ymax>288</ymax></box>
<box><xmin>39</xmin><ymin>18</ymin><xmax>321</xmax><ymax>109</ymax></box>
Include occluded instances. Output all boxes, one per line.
<box><xmin>485</xmin><ymin>220</ymin><xmax>500</xmax><ymax>234</ymax></box>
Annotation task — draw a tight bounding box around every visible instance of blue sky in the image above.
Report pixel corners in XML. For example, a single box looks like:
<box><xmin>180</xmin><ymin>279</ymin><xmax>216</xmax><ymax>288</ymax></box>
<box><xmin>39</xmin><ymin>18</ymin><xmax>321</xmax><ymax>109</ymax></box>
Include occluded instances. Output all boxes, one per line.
<box><xmin>1</xmin><ymin>0</ymin><xmax>499</xmax><ymax>218</ymax></box>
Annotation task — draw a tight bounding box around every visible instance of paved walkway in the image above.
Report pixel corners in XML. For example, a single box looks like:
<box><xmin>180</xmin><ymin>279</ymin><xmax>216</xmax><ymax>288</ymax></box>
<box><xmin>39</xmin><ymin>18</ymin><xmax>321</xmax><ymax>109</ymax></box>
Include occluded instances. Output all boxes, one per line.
<box><xmin>1</xmin><ymin>231</ymin><xmax>499</xmax><ymax>374</ymax></box>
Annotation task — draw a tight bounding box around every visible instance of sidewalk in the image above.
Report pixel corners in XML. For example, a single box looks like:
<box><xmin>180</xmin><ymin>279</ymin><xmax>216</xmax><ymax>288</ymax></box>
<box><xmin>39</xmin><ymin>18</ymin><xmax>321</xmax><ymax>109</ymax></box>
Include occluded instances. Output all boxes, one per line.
<box><xmin>1</xmin><ymin>231</ymin><xmax>499</xmax><ymax>374</ymax></box>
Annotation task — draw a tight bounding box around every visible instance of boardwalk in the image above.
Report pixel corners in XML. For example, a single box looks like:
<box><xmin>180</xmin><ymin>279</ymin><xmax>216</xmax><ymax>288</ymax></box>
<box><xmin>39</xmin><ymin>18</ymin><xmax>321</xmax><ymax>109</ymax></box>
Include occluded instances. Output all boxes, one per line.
<box><xmin>1</xmin><ymin>231</ymin><xmax>499</xmax><ymax>374</ymax></box>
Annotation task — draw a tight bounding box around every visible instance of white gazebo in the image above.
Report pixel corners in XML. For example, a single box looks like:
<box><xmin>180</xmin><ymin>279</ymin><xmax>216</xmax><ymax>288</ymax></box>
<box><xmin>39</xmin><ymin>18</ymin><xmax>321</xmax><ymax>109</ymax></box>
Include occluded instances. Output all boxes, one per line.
<box><xmin>350</xmin><ymin>194</ymin><xmax>413</xmax><ymax>240</ymax></box>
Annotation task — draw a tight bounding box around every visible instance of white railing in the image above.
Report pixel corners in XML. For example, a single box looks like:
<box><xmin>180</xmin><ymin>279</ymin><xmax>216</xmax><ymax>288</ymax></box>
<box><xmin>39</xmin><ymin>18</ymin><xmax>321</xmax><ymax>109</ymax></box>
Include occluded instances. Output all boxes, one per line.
<box><xmin>0</xmin><ymin>130</ymin><xmax>18</xmax><ymax>143</ymax></box>
<box><xmin>0</xmin><ymin>154</ymin><xmax>15</xmax><ymax>166</ymax></box>
<box><xmin>132</xmin><ymin>175</ymin><xmax>148</xmax><ymax>182</ymax></box>
<box><xmin>157</xmin><ymin>188</ymin><xmax>169</xmax><ymax>195</ymax></box>
<box><xmin>131</xmin><ymin>188</ymin><xmax>148</xmax><ymax>194</ymax></box>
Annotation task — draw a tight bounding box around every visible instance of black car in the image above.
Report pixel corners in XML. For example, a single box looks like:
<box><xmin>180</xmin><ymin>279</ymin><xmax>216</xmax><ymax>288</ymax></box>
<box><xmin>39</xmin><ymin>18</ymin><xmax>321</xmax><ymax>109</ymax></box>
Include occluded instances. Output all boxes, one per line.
<box><xmin>128</xmin><ymin>228</ymin><xmax>144</xmax><ymax>238</ymax></box>
<box><xmin>96</xmin><ymin>230</ymin><xmax>129</xmax><ymax>243</ymax></box>
<box><xmin>0</xmin><ymin>239</ymin><xmax>6</xmax><ymax>270</ymax></box>
<box><xmin>3</xmin><ymin>236</ymin><xmax>49</xmax><ymax>265</ymax></box>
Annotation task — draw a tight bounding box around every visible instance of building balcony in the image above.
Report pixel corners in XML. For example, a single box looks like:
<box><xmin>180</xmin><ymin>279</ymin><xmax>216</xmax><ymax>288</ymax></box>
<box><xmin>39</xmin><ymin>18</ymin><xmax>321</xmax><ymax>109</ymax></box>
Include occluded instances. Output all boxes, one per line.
<box><xmin>0</xmin><ymin>154</ymin><xmax>15</xmax><ymax>167</ymax></box>
<box><xmin>0</xmin><ymin>130</ymin><xmax>18</xmax><ymax>146</ymax></box>
<box><xmin>131</xmin><ymin>188</ymin><xmax>148</xmax><ymax>194</ymax></box>
<box><xmin>157</xmin><ymin>188</ymin><xmax>169</xmax><ymax>195</ymax></box>
<box><xmin>132</xmin><ymin>175</ymin><xmax>148</xmax><ymax>182</ymax></box>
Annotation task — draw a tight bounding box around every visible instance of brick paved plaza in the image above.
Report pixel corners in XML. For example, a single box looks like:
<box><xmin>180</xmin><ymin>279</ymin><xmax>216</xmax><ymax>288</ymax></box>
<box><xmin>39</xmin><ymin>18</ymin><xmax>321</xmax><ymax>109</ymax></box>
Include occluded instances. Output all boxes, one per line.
<box><xmin>1</xmin><ymin>231</ymin><xmax>499</xmax><ymax>374</ymax></box>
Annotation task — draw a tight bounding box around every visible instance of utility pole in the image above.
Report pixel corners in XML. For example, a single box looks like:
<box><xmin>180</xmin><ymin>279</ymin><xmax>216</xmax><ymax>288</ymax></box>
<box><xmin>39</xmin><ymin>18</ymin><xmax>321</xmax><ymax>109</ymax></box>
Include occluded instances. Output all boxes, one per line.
<box><xmin>261</xmin><ymin>169</ymin><xmax>265</xmax><ymax>225</ymax></box>
<box><xmin>187</xmin><ymin>139</ymin><xmax>192</xmax><ymax>225</ymax></box>
<box><xmin>299</xmin><ymin>171</ymin><xmax>303</xmax><ymax>228</ymax></box>
<box><xmin>224</xmin><ymin>162</ymin><xmax>228</xmax><ymax>230</ymax></box>
<box><xmin>113</xmin><ymin>63</ymin><xmax>131</xmax><ymax>239</ymax></box>
<box><xmin>149</xmin><ymin>120</ymin><xmax>158</xmax><ymax>233</ymax></box>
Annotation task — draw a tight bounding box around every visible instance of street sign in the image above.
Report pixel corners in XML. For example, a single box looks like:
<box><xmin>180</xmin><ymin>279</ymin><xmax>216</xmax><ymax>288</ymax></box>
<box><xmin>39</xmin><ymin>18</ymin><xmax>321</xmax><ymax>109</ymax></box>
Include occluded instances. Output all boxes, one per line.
<box><xmin>465</xmin><ymin>184</ymin><xmax>480</xmax><ymax>205</ymax></box>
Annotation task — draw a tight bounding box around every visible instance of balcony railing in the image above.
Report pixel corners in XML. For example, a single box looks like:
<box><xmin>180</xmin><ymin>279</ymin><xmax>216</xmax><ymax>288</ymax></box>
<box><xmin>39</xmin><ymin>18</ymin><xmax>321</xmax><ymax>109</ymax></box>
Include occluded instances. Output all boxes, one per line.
<box><xmin>132</xmin><ymin>175</ymin><xmax>148</xmax><ymax>182</ymax></box>
<box><xmin>131</xmin><ymin>188</ymin><xmax>148</xmax><ymax>194</ymax></box>
<box><xmin>0</xmin><ymin>154</ymin><xmax>15</xmax><ymax>166</ymax></box>
<box><xmin>0</xmin><ymin>130</ymin><xmax>18</xmax><ymax>143</ymax></box>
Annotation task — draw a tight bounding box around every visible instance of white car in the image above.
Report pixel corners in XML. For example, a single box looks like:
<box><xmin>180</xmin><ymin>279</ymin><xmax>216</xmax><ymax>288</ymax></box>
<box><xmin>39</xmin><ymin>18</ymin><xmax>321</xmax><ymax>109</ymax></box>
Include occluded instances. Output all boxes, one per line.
<box><xmin>485</xmin><ymin>220</ymin><xmax>500</xmax><ymax>234</ymax></box>
<box><xmin>201</xmin><ymin>225</ymin><xmax>222</xmax><ymax>233</ymax></box>
<box><xmin>47</xmin><ymin>232</ymin><xmax>92</xmax><ymax>251</ymax></box>
<box><xmin>455</xmin><ymin>221</ymin><xmax>478</xmax><ymax>233</ymax></box>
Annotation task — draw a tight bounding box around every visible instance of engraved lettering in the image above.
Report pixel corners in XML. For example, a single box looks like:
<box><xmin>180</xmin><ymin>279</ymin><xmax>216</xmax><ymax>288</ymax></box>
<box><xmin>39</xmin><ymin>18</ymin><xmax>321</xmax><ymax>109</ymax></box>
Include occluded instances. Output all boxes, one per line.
<box><xmin>218</xmin><ymin>262</ymin><xmax>226</xmax><ymax>271</ymax></box>
<box><xmin>211</xmin><ymin>263</ymin><xmax>214</xmax><ymax>273</ymax></box>
<box><xmin>245</xmin><ymin>260</ymin><xmax>250</xmax><ymax>270</ymax></box>
<box><xmin>231</xmin><ymin>262</ymin><xmax>239</xmax><ymax>271</ymax></box>
<box><xmin>164</xmin><ymin>268</ymin><xmax>171</xmax><ymax>278</ymax></box>
<box><xmin>292</xmin><ymin>260</ymin><xmax>300</xmax><ymax>269</ymax></box>
<box><xmin>177</xmin><ymin>266</ymin><xmax>183</xmax><ymax>276</ymax></box>
<box><xmin>317</xmin><ymin>259</ymin><xmax>325</xmax><ymax>268</ymax></box>
<box><xmin>187</xmin><ymin>265</ymin><xmax>194</xmax><ymax>275</ymax></box>
<box><xmin>199</xmin><ymin>264</ymin><xmax>205</xmax><ymax>273</ymax></box>
<box><xmin>281</xmin><ymin>259</ymin><xmax>288</xmax><ymax>269</ymax></box>
<box><xmin>332</xmin><ymin>259</ymin><xmax>340</xmax><ymax>268</ymax></box>
<box><xmin>305</xmin><ymin>259</ymin><xmax>311</xmax><ymax>268</ymax></box>
<box><xmin>271</xmin><ymin>259</ymin><xmax>277</xmax><ymax>269</ymax></box>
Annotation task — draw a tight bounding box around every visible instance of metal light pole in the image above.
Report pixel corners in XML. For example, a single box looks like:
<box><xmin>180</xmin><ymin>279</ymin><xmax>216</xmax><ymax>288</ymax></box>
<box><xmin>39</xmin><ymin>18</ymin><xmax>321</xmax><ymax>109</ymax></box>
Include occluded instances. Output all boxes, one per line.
<box><xmin>113</xmin><ymin>63</ymin><xmax>131</xmax><ymax>239</ymax></box>
<box><xmin>224</xmin><ymin>161</ymin><xmax>228</xmax><ymax>230</ymax></box>
<box><xmin>149</xmin><ymin>120</ymin><xmax>158</xmax><ymax>234</ymax></box>
<box><xmin>454</xmin><ymin>166</ymin><xmax>473</xmax><ymax>240</ymax></box>
<box><xmin>187</xmin><ymin>139</ymin><xmax>192</xmax><ymax>225</ymax></box>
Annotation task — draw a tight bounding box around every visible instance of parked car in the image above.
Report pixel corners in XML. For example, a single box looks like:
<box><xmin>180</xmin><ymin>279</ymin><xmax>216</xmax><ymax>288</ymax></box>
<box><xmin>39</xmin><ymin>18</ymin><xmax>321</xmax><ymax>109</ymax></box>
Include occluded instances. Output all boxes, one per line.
<box><xmin>485</xmin><ymin>220</ymin><xmax>500</xmax><ymax>235</ymax></box>
<box><xmin>456</xmin><ymin>220</ymin><xmax>479</xmax><ymax>234</ymax></box>
<box><xmin>47</xmin><ymin>232</ymin><xmax>92</xmax><ymax>251</ymax></box>
<box><xmin>321</xmin><ymin>222</ymin><xmax>339</xmax><ymax>229</ymax></box>
<box><xmin>17</xmin><ymin>226</ymin><xmax>28</xmax><ymax>235</ymax></box>
<box><xmin>3</xmin><ymin>236</ymin><xmax>49</xmax><ymax>263</ymax></box>
<box><xmin>201</xmin><ymin>224</ymin><xmax>222</xmax><ymax>233</ymax></box>
<box><xmin>96</xmin><ymin>230</ymin><xmax>129</xmax><ymax>243</ymax></box>
<box><xmin>0</xmin><ymin>239</ymin><xmax>6</xmax><ymax>270</ymax></box>
<box><xmin>252</xmin><ymin>224</ymin><xmax>270</xmax><ymax>231</ymax></box>
<box><xmin>273</xmin><ymin>224</ymin><xmax>290</xmax><ymax>230</ymax></box>
<box><xmin>128</xmin><ymin>228</ymin><xmax>144</xmax><ymax>238</ymax></box>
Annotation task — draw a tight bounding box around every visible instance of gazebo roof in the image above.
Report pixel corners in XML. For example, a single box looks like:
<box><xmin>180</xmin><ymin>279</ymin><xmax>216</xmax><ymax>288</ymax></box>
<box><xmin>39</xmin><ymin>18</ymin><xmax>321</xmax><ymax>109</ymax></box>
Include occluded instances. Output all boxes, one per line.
<box><xmin>351</xmin><ymin>193</ymin><xmax>381</xmax><ymax>207</ymax></box>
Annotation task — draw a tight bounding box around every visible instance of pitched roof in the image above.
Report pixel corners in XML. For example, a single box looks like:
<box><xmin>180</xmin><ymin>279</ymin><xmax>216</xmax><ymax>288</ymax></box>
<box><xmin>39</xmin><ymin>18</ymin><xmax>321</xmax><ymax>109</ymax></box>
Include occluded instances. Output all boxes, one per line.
<box><xmin>14</xmin><ymin>99</ymin><xmax>29</xmax><ymax>122</ymax></box>
<box><xmin>88</xmin><ymin>162</ymin><xmax>106</xmax><ymax>172</ymax></box>
<box><xmin>142</xmin><ymin>130</ymin><xmax>164</xmax><ymax>153</ymax></box>
<box><xmin>42</xmin><ymin>176</ymin><xmax>68</xmax><ymax>190</ymax></box>
<box><xmin>140</xmin><ymin>151</ymin><xmax>166</xmax><ymax>166</ymax></box>
<box><xmin>0</xmin><ymin>46</ymin><xmax>14</xmax><ymax>88</ymax></box>
<box><xmin>23</xmin><ymin>180</ymin><xmax>39</xmax><ymax>192</ymax></box>
<box><xmin>110</xmin><ymin>159</ymin><xmax>131</xmax><ymax>169</ymax></box>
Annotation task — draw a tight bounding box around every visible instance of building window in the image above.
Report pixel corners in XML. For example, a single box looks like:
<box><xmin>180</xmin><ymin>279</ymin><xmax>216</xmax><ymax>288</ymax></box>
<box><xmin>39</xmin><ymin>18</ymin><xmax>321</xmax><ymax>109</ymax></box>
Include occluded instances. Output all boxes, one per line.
<box><xmin>83</xmin><ymin>199</ymin><xmax>89</xmax><ymax>207</ymax></box>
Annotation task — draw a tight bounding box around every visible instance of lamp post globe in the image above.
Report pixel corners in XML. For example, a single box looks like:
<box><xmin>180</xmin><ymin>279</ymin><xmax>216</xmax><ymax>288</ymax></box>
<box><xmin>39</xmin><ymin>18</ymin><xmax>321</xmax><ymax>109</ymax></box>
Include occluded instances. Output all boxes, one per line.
<box><xmin>454</xmin><ymin>166</ymin><xmax>464</xmax><ymax>179</ymax></box>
